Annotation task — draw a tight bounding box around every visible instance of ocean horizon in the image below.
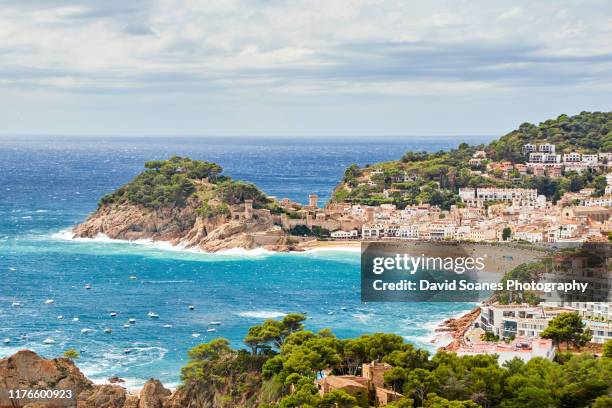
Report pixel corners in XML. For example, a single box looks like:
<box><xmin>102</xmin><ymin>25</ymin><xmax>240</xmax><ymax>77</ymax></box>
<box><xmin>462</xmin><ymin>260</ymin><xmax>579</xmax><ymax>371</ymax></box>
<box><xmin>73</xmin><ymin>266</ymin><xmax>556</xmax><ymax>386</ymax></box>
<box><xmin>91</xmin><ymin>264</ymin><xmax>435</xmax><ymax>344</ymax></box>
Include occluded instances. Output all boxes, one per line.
<box><xmin>0</xmin><ymin>136</ymin><xmax>490</xmax><ymax>388</ymax></box>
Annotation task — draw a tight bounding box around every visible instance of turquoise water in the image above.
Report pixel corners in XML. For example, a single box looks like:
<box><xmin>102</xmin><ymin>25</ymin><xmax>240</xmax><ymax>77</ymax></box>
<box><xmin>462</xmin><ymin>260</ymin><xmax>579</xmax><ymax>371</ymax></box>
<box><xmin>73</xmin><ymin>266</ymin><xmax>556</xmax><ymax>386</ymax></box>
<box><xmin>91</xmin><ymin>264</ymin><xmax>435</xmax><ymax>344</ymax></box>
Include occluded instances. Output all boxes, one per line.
<box><xmin>0</xmin><ymin>136</ymin><xmax>488</xmax><ymax>387</ymax></box>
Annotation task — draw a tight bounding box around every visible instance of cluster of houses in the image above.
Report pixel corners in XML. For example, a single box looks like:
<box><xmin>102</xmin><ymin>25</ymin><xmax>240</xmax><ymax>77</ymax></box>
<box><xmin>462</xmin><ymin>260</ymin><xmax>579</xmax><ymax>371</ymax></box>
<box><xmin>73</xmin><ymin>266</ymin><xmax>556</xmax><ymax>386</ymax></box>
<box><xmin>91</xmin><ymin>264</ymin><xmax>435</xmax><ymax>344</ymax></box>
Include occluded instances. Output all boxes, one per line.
<box><xmin>476</xmin><ymin>301</ymin><xmax>611</xmax><ymax>345</ymax></box>
<box><xmin>252</xmin><ymin>179</ymin><xmax>612</xmax><ymax>245</ymax></box>
<box><xmin>469</xmin><ymin>143</ymin><xmax>612</xmax><ymax>180</ymax></box>
<box><xmin>453</xmin><ymin>300</ymin><xmax>611</xmax><ymax>363</ymax></box>
<box><xmin>355</xmin><ymin>185</ymin><xmax>612</xmax><ymax>244</ymax></box>
<box><xmin>523</xmin><ymin>143</ymin><xmax>611</xmax><ymax>176</ymax></box>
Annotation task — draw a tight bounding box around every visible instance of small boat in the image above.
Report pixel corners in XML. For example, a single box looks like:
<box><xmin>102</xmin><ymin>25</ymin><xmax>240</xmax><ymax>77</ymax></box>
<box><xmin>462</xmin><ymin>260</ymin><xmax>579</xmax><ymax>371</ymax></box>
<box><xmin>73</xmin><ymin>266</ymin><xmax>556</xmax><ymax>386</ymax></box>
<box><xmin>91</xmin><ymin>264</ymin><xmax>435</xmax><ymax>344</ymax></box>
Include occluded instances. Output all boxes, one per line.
<box><xmin>340</xmin><ymin>306</ymin><xmax>348</xmax><ymax>311</ymax></box>
<box><xmin>163</xmin><ymin>324</ymin><xmax>173</xmax><ymax>328</ymax></box>
<box><xmin>123</xmin><ymin>348</ymin><xmax>132</xmax><ymax>354</ymax></box>
<box><xmin>207</xmin><ymin>328</ymin><xmax>217</xmax><ymax>333</ymax></box>
<box><xmin>84</xmin><ymin>284</ymin><xmax>92</xmax><ymax>290</ymax></box>
<box><xmin>129</xmin><ymin>318</ymin><xmax>136</xmax><ymax>324</ymax></box>
<box><xmin>104</xmin><ymin>328</ymin><xmax>112</xmax><ymax>334</ymax></box>
<box><xmin>57</xmin><ymin>315</ymin><xmax>63</xmax><ymax>320</ymax></box>
<box><xmin>188</xmin><ymin>305</ymin><xmax>195</xmax><ymax>310</ymax></box>
<box><xmin>110</xmin><ymin>312</ymin><xmax>117</xmax><ymax>317</ymax></box>
<box><xmin>129</xmin><ymin>275</ymin><xmax>137</xmax><ymax>280</ymax></box>
<box><xmin>72</xmin><ymin>317</ymin><xmax>79</xmax><ymax>322</ymax></box>
<box><xmin>148</xmin><ymin>311</ymin><xmax>159</xmax><ymax>319</ymax></box>
<box><xmin>327</xmin><ymin>311</ymin><xmax>334</xmax><ymax>315</ymax></box>
<box><xmin>11</xmin><ymin>301</ymin><xmax>22</xmax><ymax>307</ymax></box>
<box><xmin>42</xmin><ymin>338</ymin><xmax>55</xmax><ymax>344</ymax></box>
<box><xmin>191</xmin><ymin>332</ymin><xmax>200</xmax><ymax>338</ymax></box>
<box><xmin>20</xmin><ymin>334</ymin><xmax>28</xmax><ymax>340</ymax></box>
<box><xmin>45</xmin><ymin>299</ymin><xmax>54</xmax><ymax>305</ymax></box>
<box><xmin>209</xmin><ymin>321</ymin><xmax>222</xmax><ymax>325</ymax></box>
<box><xmin>81</xmin><ymin>328</ymin><xmax>94</xmax><ymax>334</ymax></box>
<box><xmin>123</xmin><ymin>324</ymin><xmax>130</xmax><ymax>328</ymax></box>
<box><xmin>3</xmin><ymin>338</ymin><xmax>10</xmax><ymax>344</ymax></box>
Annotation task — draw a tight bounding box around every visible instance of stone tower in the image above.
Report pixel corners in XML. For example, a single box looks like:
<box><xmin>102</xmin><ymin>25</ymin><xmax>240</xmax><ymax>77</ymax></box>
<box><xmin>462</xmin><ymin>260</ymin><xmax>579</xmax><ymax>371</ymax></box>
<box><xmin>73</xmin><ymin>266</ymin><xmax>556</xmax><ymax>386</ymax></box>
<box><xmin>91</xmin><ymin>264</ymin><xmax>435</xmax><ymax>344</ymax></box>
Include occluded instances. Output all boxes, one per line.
<box><xmin>244</xmin><ymin>199</ymin><xmax>253</xmax><ymax>220</ymax></box>
<box><xmin>362</xmin><ymin>362</ymin><xmax>391</xmax><ymax>389</ymax></box>
<box><xmin>308</xmin><ymin>194</ymin><xmax>318</xmax><ymax>208</ymax></box>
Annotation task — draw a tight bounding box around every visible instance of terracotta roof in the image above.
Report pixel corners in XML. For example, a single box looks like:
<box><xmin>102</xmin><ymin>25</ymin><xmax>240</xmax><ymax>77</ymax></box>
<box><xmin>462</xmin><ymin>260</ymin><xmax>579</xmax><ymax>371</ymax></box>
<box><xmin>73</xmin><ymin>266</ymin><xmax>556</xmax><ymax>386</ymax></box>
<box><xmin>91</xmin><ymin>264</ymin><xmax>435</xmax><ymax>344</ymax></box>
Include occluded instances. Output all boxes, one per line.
<box><xmin>321</xmin><ymin>376</ymin><xmax>368</xmax><ymax>389</ymax></box>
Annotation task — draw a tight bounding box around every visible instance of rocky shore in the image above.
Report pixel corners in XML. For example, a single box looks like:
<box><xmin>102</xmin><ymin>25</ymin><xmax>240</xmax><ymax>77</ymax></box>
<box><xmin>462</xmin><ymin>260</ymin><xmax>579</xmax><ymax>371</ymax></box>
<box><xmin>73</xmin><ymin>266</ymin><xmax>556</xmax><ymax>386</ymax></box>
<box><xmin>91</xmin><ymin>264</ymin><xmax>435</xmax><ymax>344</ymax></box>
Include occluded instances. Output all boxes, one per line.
<box><xmin>435</xmin><ymin>307</ymin><xmax>482</xmax><ymax>351</ymax></box>
<box><xmin>0</xmin><ymin>350</ymin><xmax>209</xmax><ymax>408</ymax></box>
<box><xmin>72</xmin><ymin>199</ymin><xmax>294</xmax><ymax>253</ymax></box>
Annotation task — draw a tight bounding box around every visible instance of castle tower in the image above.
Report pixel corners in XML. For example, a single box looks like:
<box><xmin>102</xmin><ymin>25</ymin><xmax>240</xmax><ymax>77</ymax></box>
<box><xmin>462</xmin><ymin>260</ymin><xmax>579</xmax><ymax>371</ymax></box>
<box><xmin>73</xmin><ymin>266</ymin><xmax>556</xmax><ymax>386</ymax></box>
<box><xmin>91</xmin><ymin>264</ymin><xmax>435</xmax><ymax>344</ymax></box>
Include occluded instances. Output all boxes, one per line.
<box><xmin>244</xmin><ymin>199</ymin><xmax>253</xmax><ymax>220</ymax></box>
<box><xmin>308</xmin><ymin>194</ymin><xmax>318</xmax><ymax>208</ymax></box>
<box><xmin>362</xmin><ymin>362</ymin><xmax>391</xmax><ymax>389</ymax></box>
<box><xmin>365</xmin><ymin>207</ymin><xmax>374</xmax><ymax>224</ymax></box>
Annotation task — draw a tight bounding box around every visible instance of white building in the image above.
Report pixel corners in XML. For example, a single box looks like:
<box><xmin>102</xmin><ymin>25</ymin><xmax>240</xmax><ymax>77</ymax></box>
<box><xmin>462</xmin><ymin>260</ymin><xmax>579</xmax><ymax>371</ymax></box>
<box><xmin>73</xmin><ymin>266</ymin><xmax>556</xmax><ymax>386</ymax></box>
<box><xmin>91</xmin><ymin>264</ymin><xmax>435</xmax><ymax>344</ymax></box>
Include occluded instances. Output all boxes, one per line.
<box><xmin>428</xmin><ymin>223</ymin><xmax>455</xmax><ymax>240</ymax></box>
<box><xmin>553</xmin><ymin>302</ymin><xmax>612</xmax><ymax>344</ymax></box>
<box><xmin>514</xmin><ymin>228</ymin><xmax>543</xmax><ymax>243</ymax></box>
<box><xmin>522</xmin><ymin>144</ymin><xmax>537</xmax><ymax>154</ymax></box>
<box><xmin>398</xmin><ymin>225</ymin><xmax>419</xmax><ymax>239</ymax></box>
<box><xmin>475</xmin><ymin>188</ymin><xmax>538</xmax><ymax>202</ymax></box>
<box><xmin>538</xmin><ymin>143</ymin><xmax>556</xmax><ymax>153</ymax></box>
<box><xmin>598</xmin><ymin>152</ymin><xmax>612</xmax><ymax>162</ymax></box>
<box><xmin>479</xmin><ymin>304</ymin><xmax>571</xmax><ymax>339</ymax></box>
<box><xmin>563</xmin><ymin>152</ymin><xmax>581</xmax><ymax>163</ymax></box>
<box><xmin>582</xmin><ymin>154</ymin><xmax>599</xmax><ymax>165</ymax></box>
<box><xmin>457</xmin><ymin>338</ymin><xmax>556</xmax><ymax>364</ymax></box>
<box><xmin>529</xmin><ymin>152</ymin><xmax>561</xmax><ymax>164</ymax></box>
<box><xmin>362</xmin><ymin>225</ymin><xmax>384</xmax><ymax>239</ymax></box>
<box><xmin>584</xmin><ymin>196</ymin><xmax>612</xmax><ymax>207</ymax></box>
<box><xmin>330</xmin><ymin>230</ymin><xmax>359</xmax><ymax>239</ymax></box>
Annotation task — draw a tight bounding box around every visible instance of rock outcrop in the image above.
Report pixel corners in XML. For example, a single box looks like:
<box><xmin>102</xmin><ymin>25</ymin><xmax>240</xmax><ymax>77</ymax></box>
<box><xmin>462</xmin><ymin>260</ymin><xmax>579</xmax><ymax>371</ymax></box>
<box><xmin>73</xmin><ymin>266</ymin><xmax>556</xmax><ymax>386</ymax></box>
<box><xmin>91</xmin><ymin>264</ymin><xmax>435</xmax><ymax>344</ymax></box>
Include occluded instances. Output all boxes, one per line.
<box><xmin>138</xmin><ymin>380</ymin><xmax>171</xmax><ymax>408</ymax></box>
<box><xmin>72</xmin><ymin>200</ymin><xmax>289</xmax><ymax>253</ymax></box>
<box><xmin>0</xmin><ymin>351</ymin><xmax>248</xmax><ymax>408</ymax></box>
<box><xmin>78</xmin><ymin>385</ymin><xmax>127</xmax><ymax>408</ymax></box>
<box><xmin>71</xmin><ymin>157</ymin><xmax>298</xmax><ymax>253</ymax></box>
<box><xmin>438</xmin><ymin>307</ymin><xmax>482</xmax><ymax>351</ymax></box>
<box><xmin>0</xmin><ymin>350</ymin><xmax>92</xmax><ymax>408</ymax></box>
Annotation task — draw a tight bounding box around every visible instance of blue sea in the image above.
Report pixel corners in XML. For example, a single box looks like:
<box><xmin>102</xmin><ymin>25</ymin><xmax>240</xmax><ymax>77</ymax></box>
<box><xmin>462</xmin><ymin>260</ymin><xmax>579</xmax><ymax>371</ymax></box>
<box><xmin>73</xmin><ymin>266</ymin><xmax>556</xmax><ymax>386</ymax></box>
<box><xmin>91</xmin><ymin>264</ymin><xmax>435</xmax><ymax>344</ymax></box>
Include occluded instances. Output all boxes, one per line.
<box><xmin>0</xmin><ymin>135</ymin><xmax>490</xmax><ymax>388</ymax></box>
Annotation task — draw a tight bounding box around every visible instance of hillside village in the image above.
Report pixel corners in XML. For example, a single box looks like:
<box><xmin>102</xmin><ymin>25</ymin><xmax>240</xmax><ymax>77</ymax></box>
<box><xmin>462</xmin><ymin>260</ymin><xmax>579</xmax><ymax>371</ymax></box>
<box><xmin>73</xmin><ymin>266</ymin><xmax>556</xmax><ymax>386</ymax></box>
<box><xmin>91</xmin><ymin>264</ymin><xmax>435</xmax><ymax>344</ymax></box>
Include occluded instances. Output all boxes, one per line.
<box><xmin>278</xmin><ymin>139</ymin><xmax>612</xmax><ymax>245</ymax></box>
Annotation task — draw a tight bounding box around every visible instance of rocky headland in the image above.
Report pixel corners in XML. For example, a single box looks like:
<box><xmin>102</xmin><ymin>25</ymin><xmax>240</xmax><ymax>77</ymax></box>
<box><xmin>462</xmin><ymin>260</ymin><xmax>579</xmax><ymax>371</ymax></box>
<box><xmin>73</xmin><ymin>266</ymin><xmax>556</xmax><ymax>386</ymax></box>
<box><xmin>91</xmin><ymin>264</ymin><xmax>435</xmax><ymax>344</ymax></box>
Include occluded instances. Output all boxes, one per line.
<box><xmin>71</xmin><ymin>157</ymin><xmax>298</xmax><ymax>253</ymax></box>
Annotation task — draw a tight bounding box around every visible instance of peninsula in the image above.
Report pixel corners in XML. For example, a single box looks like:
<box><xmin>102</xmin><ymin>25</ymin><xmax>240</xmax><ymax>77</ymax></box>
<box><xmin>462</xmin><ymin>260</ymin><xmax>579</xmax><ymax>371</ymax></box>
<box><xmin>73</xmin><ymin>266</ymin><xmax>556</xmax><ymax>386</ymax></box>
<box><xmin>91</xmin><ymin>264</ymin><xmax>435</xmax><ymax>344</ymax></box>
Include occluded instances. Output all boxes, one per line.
<box><xmin>73</xmin><ymin>111</ymin><xmax>612</xmax><ymax>251</ymax></box>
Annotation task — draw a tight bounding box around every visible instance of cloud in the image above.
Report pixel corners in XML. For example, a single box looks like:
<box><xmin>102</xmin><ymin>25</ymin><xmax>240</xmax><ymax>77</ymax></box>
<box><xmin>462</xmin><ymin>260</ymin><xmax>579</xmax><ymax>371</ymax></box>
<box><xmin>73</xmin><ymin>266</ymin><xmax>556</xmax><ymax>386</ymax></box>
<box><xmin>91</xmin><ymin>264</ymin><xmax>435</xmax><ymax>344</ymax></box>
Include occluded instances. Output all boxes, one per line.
<box><xmin>0</xmin><ymin>0</ymin><xmax>611</xmax><ymax>135</ymax></box>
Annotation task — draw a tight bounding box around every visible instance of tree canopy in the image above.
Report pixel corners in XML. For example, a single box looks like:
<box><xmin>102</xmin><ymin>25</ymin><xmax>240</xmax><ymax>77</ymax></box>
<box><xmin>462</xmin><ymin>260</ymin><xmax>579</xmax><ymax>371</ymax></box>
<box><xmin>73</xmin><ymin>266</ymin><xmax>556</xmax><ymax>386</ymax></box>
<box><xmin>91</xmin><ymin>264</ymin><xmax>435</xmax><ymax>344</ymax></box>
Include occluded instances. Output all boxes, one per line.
<box><xmin>178</xmin><ymin>314</ymin><xmax>612</xmax><ymax>408</ymax></box>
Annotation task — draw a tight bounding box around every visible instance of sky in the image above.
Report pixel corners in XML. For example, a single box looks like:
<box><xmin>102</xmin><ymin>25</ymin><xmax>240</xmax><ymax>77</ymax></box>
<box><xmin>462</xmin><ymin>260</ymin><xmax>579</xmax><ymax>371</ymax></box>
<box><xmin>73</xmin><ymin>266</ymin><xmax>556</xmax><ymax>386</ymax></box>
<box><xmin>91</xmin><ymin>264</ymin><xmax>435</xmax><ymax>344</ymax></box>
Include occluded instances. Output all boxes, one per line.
<box><xmin>1</xmin><ymin>0</ymin><xmax>612</xmax><ymax>137</ymax></box>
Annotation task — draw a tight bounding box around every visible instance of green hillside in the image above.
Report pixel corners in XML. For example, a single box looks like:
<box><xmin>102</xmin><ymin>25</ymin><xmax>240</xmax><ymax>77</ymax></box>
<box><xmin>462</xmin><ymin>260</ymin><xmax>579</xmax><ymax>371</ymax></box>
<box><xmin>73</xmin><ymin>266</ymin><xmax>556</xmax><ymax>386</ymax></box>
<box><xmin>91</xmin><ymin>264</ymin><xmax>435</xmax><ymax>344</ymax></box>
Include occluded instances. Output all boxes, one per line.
<box><xmin>488</xmin><ymin>111</ymin><xmax>612</xmax><ymax>162</ymax></box>
<box><xmin>333</xmin><ymin>112</ymin><xmax>612</xmax><ymax>209</ymax></box>
<box><xmin>99</xmin><ymin>156</ymin><xmax>279</xmax><ymax>215</ymax></box>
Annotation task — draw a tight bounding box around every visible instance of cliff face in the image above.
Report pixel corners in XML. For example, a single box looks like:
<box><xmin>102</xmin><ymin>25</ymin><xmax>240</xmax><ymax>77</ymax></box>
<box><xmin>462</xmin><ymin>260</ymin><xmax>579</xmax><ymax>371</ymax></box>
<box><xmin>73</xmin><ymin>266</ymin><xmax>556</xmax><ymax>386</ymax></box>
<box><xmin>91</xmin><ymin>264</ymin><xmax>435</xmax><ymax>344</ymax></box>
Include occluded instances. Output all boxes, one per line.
<box><xmin>0</xmin><ymin>351</ymin><xmax>263</xmax><ymax>408</ymax></box>
<box><xmin>72</xmin><ymin>199</ymin><xmax>289</xmax><ymax>253</ymax></box>
<box><xmin>0</xmin><ymin>350</ymin><xmax>92</xmax><ymax>408</ymax></box>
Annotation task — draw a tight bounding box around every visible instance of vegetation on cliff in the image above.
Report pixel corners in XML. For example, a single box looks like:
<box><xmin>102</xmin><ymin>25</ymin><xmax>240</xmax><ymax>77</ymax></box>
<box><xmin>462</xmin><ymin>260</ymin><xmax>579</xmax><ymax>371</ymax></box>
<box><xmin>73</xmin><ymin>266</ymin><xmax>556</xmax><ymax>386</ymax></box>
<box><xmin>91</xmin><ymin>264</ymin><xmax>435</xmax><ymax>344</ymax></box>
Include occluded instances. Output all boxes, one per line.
<box><xmin>97</xmin><ymin>156</ymin><xmax>279</xmax><ymax>214</ymax></box>
<box><xmin>333</xmin><ymin>111</ymin><xmax>612</xmax><ymax>209</ymax></box>
<box><xmin>177</xmin><ymin>315</ymin><xmax>612</xmax><ymax>408</ymax></box>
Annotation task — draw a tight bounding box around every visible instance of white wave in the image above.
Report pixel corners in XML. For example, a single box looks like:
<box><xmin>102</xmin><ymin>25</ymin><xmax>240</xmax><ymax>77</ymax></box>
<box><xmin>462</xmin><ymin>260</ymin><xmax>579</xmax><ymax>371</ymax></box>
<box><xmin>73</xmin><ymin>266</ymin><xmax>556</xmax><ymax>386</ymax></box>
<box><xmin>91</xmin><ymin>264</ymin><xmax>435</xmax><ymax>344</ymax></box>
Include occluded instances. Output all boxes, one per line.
<box><xmin>50</xmin><ymin>229</ymin><xmax>272</xmax><ymax>258</ymax></box>
<box><xmin>90</xmin><ymin>376</ymin><xmax>179</xmax><ymax>393</ymax></box>
<box><xmin>302</xmin><ymin>246</ymin><xmax>361</xmax><ymax>254</ymax></box>
<box><xmin>51</xmin><ymin>228</ymin><xmax>360</xmax><ymax>258</ymax></box>
<box><xmin>237</xmin><ymin>311</ymin><xmax>286</xmax><ymax>319</ymax></box>
<box><xmin>351</xmin><ymin>313</ymin><xmax>372</xmax><ymax>324</ymax></box>
<box><xmin>215</xmin><ymin>247</ymin><xmax>273</xmax><ymax>256</ymax></box>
